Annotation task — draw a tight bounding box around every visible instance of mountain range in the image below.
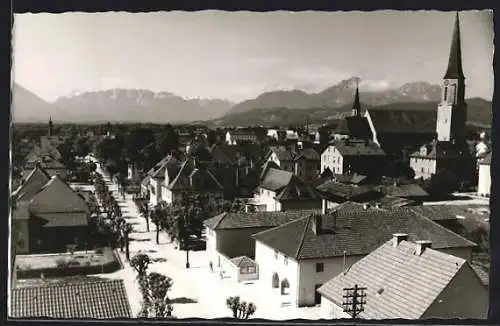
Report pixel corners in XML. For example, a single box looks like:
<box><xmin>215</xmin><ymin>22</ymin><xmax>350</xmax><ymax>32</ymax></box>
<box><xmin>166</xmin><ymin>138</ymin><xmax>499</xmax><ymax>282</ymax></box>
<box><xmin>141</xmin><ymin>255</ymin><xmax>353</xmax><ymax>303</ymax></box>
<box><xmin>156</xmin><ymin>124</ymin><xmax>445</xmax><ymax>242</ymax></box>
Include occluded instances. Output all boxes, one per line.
<box><xmin>11</xmin><ymin>77</ymin><xmax>492</xmax><ymax>127</ymax></box>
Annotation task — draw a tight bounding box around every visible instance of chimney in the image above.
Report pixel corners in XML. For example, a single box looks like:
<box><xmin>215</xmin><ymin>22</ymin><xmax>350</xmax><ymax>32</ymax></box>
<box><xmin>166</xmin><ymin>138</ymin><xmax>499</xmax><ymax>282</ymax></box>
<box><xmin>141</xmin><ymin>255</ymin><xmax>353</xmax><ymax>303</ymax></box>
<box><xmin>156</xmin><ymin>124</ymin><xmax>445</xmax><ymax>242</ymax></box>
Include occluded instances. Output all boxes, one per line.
<box><xmin>415</xmin><ymin>240</ymin><xmax>432</xmax><ymax>256</ymax></box>
<box><xmin>392</xmin><ymin>233</ymin><xmax>408</xmax><ymax>247</ymax></box>
<box><xmin>312</xmin><ymin>215</ymin><xmax>323</xmax><ymax>235</ymax></box>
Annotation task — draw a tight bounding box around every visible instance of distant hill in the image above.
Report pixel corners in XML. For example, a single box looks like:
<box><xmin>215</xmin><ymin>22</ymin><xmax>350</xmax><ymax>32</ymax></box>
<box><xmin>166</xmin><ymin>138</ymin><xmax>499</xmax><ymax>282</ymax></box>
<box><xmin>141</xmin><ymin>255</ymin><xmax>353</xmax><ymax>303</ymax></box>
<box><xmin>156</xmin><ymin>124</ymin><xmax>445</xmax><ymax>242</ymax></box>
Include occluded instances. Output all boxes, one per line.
<box><xmin>11</xmin><ymin>84</ymin><xmax>235</xmax><ymax>123</ymax></box>
<box><xmin>228</xmin><ymin>77</ymin><xmax>443</xmax><ymax>115</ymax></box>
<box><xmin>213</xmin><ymin>98</ymin><xmax>492</xmax><ymax>128</ymax></box>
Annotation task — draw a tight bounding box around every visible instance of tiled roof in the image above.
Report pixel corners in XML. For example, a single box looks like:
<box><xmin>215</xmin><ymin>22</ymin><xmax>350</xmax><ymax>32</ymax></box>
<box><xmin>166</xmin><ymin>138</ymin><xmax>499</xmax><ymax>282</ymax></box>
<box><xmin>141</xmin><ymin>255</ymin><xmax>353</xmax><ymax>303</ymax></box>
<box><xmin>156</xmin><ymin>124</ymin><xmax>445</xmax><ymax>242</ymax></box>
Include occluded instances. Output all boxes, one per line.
<box><xmin>317</xmin><ymin>180</ymin><xmax>381</xmax><ymax>201</ymax></box>
<box><xmin>379</xmin><ymin>183</ymin><xmax>429</xmax><ymax>198</ymax></box>
<box><xmin>331</xmin><ymin>139</ymin><xmax>386</xmax><ymax>157</ymax></box>
<box><xmin>149</xmin><ymin>155</ymin><xmax>181</xmax><ymax>180</ymax></box>
<box><xmin>333</xmin><ymin>173</ymin><xmax>368</xmax><ymax>185</ymax></box>
<box><xmin>408</xmin><ymin>205</ymin><xmax>459</xmax><ymax>222</ymax></box>
<box><xmin>33</xmin><ymin>212</ymin><xmax>88</xmax><ymax>227</ymax></box>
<box><xmin>230</xmin><ymin>256</ymin><xmax>257</xmax><ymax>268</ymax></box>
<box><xmin>317</xmin><ymin>240</ymin><xmax>469</xmax><ymax>319</ymax></box>
<box><xmin>367</xmin><ymin>108</ymin><xmax>437</xmax><ymax>134</ymax></box>
<box><xmin>269</xmin><ymin>146</ymin><xmax>293</xmax><ymax>161</ymax></box>
<box><xmin>252</xmin><ymin>205</ymin><xmax>475</xmax><ymax>260</ymax></box>
<box><xmin>29</xmin><ymin>176</ymin><xmax>90</xmax><ymax>215</ymax></box>
<box><xmin>370</xmin><ymin>195</ymin><xmax>417</xmax><ymax>208</ymax></box>
<box><xmin>275</xmin><ymin>175</ymin><xmax>321</xmax><ymax>201</ymax></box>
<box><xmin>471</xmin><ymin>264</ymin><xmax>489</xmax><ymax>287</ymax></box>
<box><xmin>204</xmin><ymin>210</ymin><xmax>315</xmax><ymax>230</ymax></box>
<box><xmin>294</xmin><ymin>148</ymin><xmax>320</xmax><ymax>161</ymax></box>
<box><xmin>260</xmin><ymin>161</ymin><xmax>281</xmax><ymax>181</ymax></box>
<box><xmin>259</xmin><ymin>168</ymin><xmax>293</xmax><ymax>192</ymax></box>
<box><xmin>11</xmin><ymin>279</ymin><xmax>132</xmax><ymax>319</ymax></box>
<box><xmin>335</xmin><ymin>117</ymin><xmax>373</xmax><ymax>140</ymax></box>
<box><xmin>12</xmin><ymin>166</ymin><xmax>51</xmax><ymax>202</ymax></box>
<box><xmin>168</xmin><ymin>158</ymin><xmax>224</xmax><ymax>192</ymax></box>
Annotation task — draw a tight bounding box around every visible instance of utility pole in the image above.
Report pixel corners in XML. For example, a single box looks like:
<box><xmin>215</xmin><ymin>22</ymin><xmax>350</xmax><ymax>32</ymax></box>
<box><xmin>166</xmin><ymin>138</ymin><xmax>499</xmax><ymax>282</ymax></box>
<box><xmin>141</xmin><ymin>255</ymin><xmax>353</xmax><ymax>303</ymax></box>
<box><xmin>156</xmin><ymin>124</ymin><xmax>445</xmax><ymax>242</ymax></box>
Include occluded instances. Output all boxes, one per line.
<box><xmin>342</xmin><ymin>284</ymin><xmax>367</xmax><ymax>319</ymax></box>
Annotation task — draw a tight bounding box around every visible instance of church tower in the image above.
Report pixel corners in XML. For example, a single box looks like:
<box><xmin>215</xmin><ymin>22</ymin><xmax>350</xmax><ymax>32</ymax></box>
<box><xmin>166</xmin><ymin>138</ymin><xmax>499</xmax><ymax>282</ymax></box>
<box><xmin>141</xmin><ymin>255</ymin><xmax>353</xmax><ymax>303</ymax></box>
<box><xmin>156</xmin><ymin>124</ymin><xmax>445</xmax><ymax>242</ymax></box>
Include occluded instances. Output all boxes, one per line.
<box><xmin>351</xmin><ymin>80</ymin><xmax>361</xmax><ymax>117</ymax></box>
<box><xmin>436</xmin><ymin>12</ymin><xmax>467</xmax><ymax>143</ymax></box>
<box><xmin>48</xmin><ymin>116</ymin><xmax>54</xmax><ymax>136</ymax></box>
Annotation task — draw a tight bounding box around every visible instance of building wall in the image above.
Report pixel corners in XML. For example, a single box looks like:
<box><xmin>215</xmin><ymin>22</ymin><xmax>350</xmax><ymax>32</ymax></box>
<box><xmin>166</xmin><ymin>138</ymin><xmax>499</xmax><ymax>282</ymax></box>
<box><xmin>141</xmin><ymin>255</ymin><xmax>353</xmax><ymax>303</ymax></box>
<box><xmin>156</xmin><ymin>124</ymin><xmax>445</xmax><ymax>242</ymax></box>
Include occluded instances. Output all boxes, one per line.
<box><xmin>149</xmin><ymin>178</ymin><xmax>161</xmax><ymax>206</ymax></box>
<box><xmin>297</xmin><ymin>255</ymin><xmax>365</xmax><ymax>307</ymax></box>
<box><xmin>410</xmin><ymin>157</ymin><xmax>437</xmax><ymax>180</ymax></box>
<box><xmin>478</xmin><ymin>164</ymin><xmax>491</xmax><ymax>196</ymax></box>
<box><xmin>295</xmin><ymin>160</ymin><xmax>320</xmax><ymax>181</ymax></box>
<box><xmin>13</xmin><ymin>220</ymin><xmax>30</xmax><ymax>254</ymax></box>
<box><xmin>422</xmin><ymin>264</ymin><xmax>488</xmax><ymax>319</ymax></box>
<box><xmin>320</xmin><ymin>298</ymin><xmax>352</xmax><ymax>319</ymax></box>
<box><xmin>321</xmin><ymin>146</ymin><xmax>343</xmax><ymax>174</ymax></box>
<box><xmin>281</xmin><ymin>199</ymin><xmax>322</xmax><ymax>212</ymax></box>
<box><xmin>254</xmin><ymin>188</ymin><xmax>281</xmax><ymax>212</ymax></box>
<box><xmin>237</xmin><ymin>265</ymin><xmax>259</xmax><ymax>282</ymax></box>
<box><xmin>215</xmin><ymin>227</ymin><xmax>269</xmax><ymax>259</ymax></box>
<box><xmin>255</xmin><ymin>241</ymin><xmax>300</xmax><ymax>306</ymax></box>
<box><xmin>161</xmin><ymin>186</ymin><xmax>173</xmax><ymax>205</ymax></box>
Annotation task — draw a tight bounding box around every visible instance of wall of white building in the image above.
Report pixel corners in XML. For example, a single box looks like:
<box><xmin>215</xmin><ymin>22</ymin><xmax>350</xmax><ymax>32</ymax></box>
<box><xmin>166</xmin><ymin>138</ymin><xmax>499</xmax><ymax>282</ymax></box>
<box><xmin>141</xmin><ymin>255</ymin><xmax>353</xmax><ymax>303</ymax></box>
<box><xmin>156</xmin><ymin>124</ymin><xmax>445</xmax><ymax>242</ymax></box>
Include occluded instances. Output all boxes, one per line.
<box><xmin>321</xmin><ymin>146</ymin><xmax>344</xmax><ymax>174</ymax></box>
<box><xmin>478</xmin><ymin>163</ymin><xmax>491</xmax><ymax>197</ymax></box>
<box><xmin>320</xmin><ymin>298</ymin><xmax>352</xmax><ymax>319</ymax></box>
<box><xmin>410</xmin><ymin>157</ymin><xmax>437</xmax><ymax>180</ymax></box>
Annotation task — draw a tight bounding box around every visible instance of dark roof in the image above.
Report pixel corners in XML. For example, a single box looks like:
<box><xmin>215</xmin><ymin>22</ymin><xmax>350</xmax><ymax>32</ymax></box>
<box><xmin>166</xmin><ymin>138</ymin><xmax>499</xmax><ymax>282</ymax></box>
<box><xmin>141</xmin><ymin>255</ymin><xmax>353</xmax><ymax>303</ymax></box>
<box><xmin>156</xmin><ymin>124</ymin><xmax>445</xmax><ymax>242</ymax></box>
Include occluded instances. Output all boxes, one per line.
<box><xmin>367</xmin><ymin>108</ymin><xmax>436</xmax><ymax>134</ymax></box>
<box><xmin>13</xmin><ymin>166</ymin><xmax>51</xmax><ymax>202</ymax></box>
<box><xmin>260</xmin><ymin>161</ymin><xmax>281</xmax><ymax>181</ymax></box>
<box><xmin>332</xmin><ymin>139</ymin><xmax>386</xmax><ymax>157</ymax></box>
<box><xmin>371</xmin><ymin>195</ymin><xmax>417</xmax><ymax>208</ymax></box>
<box><xmin>11</xmin><ymin>279</ymin><xmax>132</xmax><ymax>319</ymax></box>
<box><xmin>444</xmin><ymin>13</ymin><xmax>464</xmax><ymax>79</ymax></box>
<box><xmin>204</xmin><ymin>210</ymin><xmax>314</xmax><ymax>230</ymax></box>
<box><xmin>410</xmin><ymin>141</ymin><xmax>470</xmax><ymax>159</ymax></box>
<box><xmin>230</xmin><ymin>256</ymin><xmax>257</xmax><ymax>268</ymax></box>
<box><xmin>408</xmin><ymin>205</ymin><xmax>460</xmax><ymax>222</ymax></box>
<box><xmin>317</xmin><ymin>240</ymin><xmax>470</xmax><ymax>319</ymax></box>
<box><xmin>252</xmin><ymin>205</ymin><xmax>475</xmax><ymax>260</ymax></box>
<box><xmin>33</xmin><ymin>212</ymin><xmax>88</xmax><ymax>227</ymax></box>
<box><xmin>259</xmin><ymin>168</ymin><xmax>293</xmax><ymax>191</ymax></box>
<box><xmin>379</xmin><ymin>183</ymin><xmax>429</xmax><ymax>198</ymax></box>
<box><xmin>274</xmin><ymin>175</ymin><xmax>321</xmax><ymax>201</ymax></box>
<box><xmin>29</xmin><ymin>176</ymin><xmax>90</xmax><ymax>215</ymax></box>
<box><xmin>334</xmin><ymin>173</ymin><xmax>368</xmax><ymax>185</ymax></box>
<box><xmin>294</xmin><ymin>148</ymin><xmax>320</xmax><ymax>161</ymax></box>
<box><xmin>268</xmin><ymin>146</ymin><xmax>293</xmax><ymax>161</ymax></box>
<box><xmin>167</xmin><ymin>158</ymin><xmax>224</xmax><ymax>192</ymax></box>
<box><xmin>335</xmin><ymin>117</ymin><xmax>373</xmax><ymax>140</ymax></box>
<box><xmin>149</xmin><ymin>155</ymin><xmax>181</xmax><ymax>180</ymax></box>
<box><xmin>317</xmin><ymin>180</ymin><xmax>381</xmax><ymax>201</ymax></box>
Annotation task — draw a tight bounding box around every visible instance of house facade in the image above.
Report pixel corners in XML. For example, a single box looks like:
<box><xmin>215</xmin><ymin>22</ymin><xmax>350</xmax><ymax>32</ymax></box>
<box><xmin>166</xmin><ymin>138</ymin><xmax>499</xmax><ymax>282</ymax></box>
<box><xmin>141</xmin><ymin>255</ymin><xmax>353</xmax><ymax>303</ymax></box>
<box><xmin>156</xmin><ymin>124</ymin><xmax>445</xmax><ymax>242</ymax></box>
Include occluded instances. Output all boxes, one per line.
<box><xmin>226</xmin><ymin>130</ymin><xmax>258</xmax><ymax>145</ymax></box>
<box><xmin>294</xmin><ymin>148</ymin><xmax>320</xmax><ymax>181</ymax></box>
<box><xmin>266</xmin><ymin>146</ymin><xmax>294</xmax><ymax>172</ymax></box>
<box><xmin>477</xmin><ymin>153</ymin><xmax>491</xmax><ymax>197</ymax></box>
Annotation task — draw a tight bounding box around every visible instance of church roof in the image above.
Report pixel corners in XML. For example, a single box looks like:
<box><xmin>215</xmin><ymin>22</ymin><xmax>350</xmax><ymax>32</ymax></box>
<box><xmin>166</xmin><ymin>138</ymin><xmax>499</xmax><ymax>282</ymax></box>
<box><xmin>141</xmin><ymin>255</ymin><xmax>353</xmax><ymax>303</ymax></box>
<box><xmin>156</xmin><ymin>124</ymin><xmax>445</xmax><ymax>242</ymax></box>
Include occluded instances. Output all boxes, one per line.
<box><xmin>444</xmin><ymin>12</ymin><xmax>465</xmax><ymax>79</ymax></box>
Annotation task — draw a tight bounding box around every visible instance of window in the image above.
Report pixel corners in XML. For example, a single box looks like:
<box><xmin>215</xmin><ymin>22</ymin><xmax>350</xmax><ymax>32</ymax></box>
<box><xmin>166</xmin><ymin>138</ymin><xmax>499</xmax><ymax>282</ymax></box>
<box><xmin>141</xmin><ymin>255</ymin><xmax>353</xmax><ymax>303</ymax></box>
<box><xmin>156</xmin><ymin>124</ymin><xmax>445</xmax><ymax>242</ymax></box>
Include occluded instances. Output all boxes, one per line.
<box><xmin>284</xmin><ymin>256</ymin><xmax>288</xmax><ymax>265</ymax></box>
<box><xmin>241</xmin><ymin>266</ymin><xmax>256</xmax><ymax>274</ymax></box>
<box><xmin>274</xmin><ymin>250</ymin><xmax>279</xmax><ymax>260</ymax></box>
<box><xmin>316</xmin><ymin>262</ymin><xmax>324</xmax><ymax>273</ymax></box>
<box><xmin>443</xmin><ymin>86</ymin><xmax>448</xmax><ymax>102</ymax></box>
<box><xmin>421</xmin><ymin>167</ymin><xmax>424</xmax><ymax>173</ymax></box>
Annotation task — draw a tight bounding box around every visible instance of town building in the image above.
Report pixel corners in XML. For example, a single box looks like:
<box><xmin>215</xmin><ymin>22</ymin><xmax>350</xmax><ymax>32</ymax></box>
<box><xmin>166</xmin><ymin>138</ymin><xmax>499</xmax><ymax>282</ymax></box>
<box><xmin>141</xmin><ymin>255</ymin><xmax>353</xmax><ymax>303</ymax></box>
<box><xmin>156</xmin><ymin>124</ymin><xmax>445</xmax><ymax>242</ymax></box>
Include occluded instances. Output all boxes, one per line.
<box><xmin>251</xmin><ymin>204</ymin><xmax>475</xmax><ymax>307</ymax></box>
<box><xmin>204</xmin><ymin>210</ymin><xmax>312</xmax><ymax>269</ymax></box>
<box><xmin>226</xmin><ymin>129</ymin><xmax>259</xmax><ymax>145</ymax></box>
<box><xmin>266</xmin><ymin>146</ymin><xmax>294</xmax><ymax>172</ymax></box>
<box><xmin>144</xmin><ymin>154</ymin><xmax>182</xmax><ymax>206</ymax></box>
<box><xmin>293</xmin><ymin>148</ymin><xmax>321</xmax><ymax>181</ymax></box>
<box><xmin>318</xmin><ymin>236</ymin><xmax>488</xmax><ymax>319</ymax></box>
<box><xmin>316</xmin><ymin>180</ymin><xmax>384</xmax><ymax>212</ymax></box>
<box><xmin>477</xmin><ymin>152</ymin><xmax>491</xmax><ymax>197</ymax></box>
<box><xmin>409</xmin><ymin>13</ymin><xmax>475</xmax><ymax>182</ymax></box>
<box><xmin>10</xmin><ymin>279</ymin><xmax>132</xmax><ymax>318</ymax></box>
<box><xmin>320</xmin><ymin>139</ymin><xmax>386</xmax><ymax>179</ymax></box>
<box><xmin>12</xmin><ymin>167</ymin><xmax>90</xmax><ymax>254</ymax></box>
<box><xmin>248</xmin><ymin>168</ymin><xmax>322</xmax><ymax>212</ymax></box>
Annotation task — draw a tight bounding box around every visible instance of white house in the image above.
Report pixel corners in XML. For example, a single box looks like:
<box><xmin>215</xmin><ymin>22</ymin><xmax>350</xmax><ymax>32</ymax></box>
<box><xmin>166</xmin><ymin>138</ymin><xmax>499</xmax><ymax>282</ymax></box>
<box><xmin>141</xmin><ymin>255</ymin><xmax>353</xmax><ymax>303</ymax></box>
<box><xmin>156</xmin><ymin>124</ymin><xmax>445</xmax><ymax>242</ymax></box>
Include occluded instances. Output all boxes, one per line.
<box><xmin>266</xmin><ymin>146</ymin><xmax>294</xmax><ymax>172</ymax></box>
<box><xmin>248</xmin><ymin>168</ymin><xmax>321</xmax><ymax>212</ymax></box>
<box><xmin>144</xmin><ymin>155</ymin><xmax>181</xmax><ymax>207</ymax></box>
<box><xmin>226</xmin><ymin>130</ymin><xmax>258</xmax><ymax>145</ymax></box>
<box><xmin>318</xmin><ymin>235</ymin><xmax>488</xmax><ymax>319</ymax></box>
<box><xmin>251</xmin><ymin>204</ymin><xmax>475</xmax><ymax>307</ymax></box>
<box><xmin>477</xmin><ymin>153</ymin><xmax>491</xmax><ymax>197</ymax></box>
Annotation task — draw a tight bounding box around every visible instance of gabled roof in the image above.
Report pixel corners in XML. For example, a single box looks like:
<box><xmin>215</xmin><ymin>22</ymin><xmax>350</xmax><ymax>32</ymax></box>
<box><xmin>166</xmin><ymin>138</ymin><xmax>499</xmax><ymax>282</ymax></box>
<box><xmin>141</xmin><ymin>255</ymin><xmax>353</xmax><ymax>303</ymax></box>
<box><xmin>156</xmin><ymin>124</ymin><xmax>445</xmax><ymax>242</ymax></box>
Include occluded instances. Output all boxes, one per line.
<box><xmin>204</xmin><ymin>210</ymin><xmax>314</xmax><ymax>230</ymax></box>
<box><xmin>317</xmin><ymin>180</ymin><xmax>381</xmax><ymax>201</ymax></box>
<box><xmin>268</xmin><ymin>146</ymin><xmax>293</xmax><ymax>161</ymax></box>
<box><xmin>11</xmin><ymin>279</ymin><xmax>132</xmax><ymax>319</ymax></box>
<box><xmin>167</xmin><ymin>158</ymin><xmax>224</xmax><ymax>192</ymax></box>
<box><xmin>317</xmin><ymin>240</ymin><xmax>470</xmax><ymax>319</ymax></box>
<box><xmin>148</xmin><ymin>155</ymin><xmax>181</xmax><ymax>180</ymax></box>
<box><xmin>33</xmin><ymin>212</ymin><xmax>88</xmax><ymax>228</ymax></box>
<box><xmin>331</xmin><ymin>139</ymin><xmax>386</xmax><ymax>157</ymax></box>
<box><xmin>335</xmin><ymin>117</ymin><xmax>373</xmax><ymax>140</ymax></box>
<box><xmin>12</xmin><ymin>166</ymin><xmax>51</xmax><ymax>202</ymax></box>
<box><xmin>334</xmin><ymin>173</ymin><xmax>368</xmax><ymax>185</ymax></box>
<box><xmin>379</xmin><ymin>183</ymin><xmax>429</xmax><ymax>198</ymax></box>
<box><xmin>252</xmin><ymin>205</ymin><xmax>475</xmax><ymax>260</ymax></box>
<box><xmin>294</xmin><ymin>148</ymin><xmax>320</xmax><ymax>161</ymax></box>
<box><xmin>408</xmin><ymin>205</ymin><xmax>460</xmax><ymax>222</ymax></box>
<box><xmin>230</xmin><ymin>256</ymin><xmax>257</xmax><ymax>268</ymax></box>
<box><xmin>274</xmin><ymin>175</ymin><xmax>321</xmax><ymax>201</ymax></box>
<box><xmin>260</xmin><ymin>160</ymin><xmax>281</xmax><ymax>181</ymax></box>
<box><xmin>29</xmin><ymin>176</ymin><xmax>90</xmax><ymax>215</ymax></box>
<box><xmin>259</xmin><ymin>168</ymin><xmax>294</xmax><ymax>192</ymax></box>
<box><xmin>410</xmin><ymin>141</ymin><xmax>470</xmax><ymax>159</ymax></box>
<box><xmin>367</xmin><ymin>108</ymin><xmax>437</xmax><ymax>134</ymax></box>
<box><xmin>370</xmin><ymin>195</ymin><xmax>417</xmax><ymax>208</ymax></box>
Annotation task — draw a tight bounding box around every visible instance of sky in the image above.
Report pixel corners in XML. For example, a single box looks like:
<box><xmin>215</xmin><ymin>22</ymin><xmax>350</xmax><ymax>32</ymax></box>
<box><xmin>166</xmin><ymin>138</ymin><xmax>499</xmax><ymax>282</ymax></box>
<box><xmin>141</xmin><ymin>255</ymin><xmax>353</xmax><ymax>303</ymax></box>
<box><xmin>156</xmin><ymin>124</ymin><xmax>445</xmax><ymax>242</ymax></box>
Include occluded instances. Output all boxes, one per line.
<box><xmin>12</xmin><ymin>10</ymin><xmax>494</xmax><ymax>103</ymax></box>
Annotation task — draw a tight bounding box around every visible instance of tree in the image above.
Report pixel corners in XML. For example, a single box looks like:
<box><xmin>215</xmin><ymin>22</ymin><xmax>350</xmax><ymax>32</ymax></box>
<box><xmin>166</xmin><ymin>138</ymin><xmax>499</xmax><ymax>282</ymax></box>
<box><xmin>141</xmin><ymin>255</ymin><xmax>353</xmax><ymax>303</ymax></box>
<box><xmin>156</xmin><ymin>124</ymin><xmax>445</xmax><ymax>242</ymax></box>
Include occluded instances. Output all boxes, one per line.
<box><xmin>139</xmin><ymin>203</ymin><xmax>150</xmax><ymax>232</ymax></box>
<box><xmin>123</xmin><ymin>223</ymin><xmax>134</xmax><ymax>261</ymax></box>
<box><xmin>155</xmin><ymin>125</ymin><xmax>180</xmax><ymax>159</ymax></box>
<box><xmin>130</xmin><ymin>253</ymin><xmax>151</xmax><ymax>278</ymax></box>
<box><xmin>226</xmin><ymin>296</ymin><xmax>256</xmax><ymax>319</ymax></box>
<box><xmin>146</xmin><ymin>272</ymin><xmax>174</xmax><ymax>318</ymax></box>
<box><xmin>130</xmin><ymin>253</ymin><xmax>152</xmax><ymax>318</ymax></box>
<box><xmin>150</xmin><ymin>205</ymin><xmax>164</xmax><ymax>245</ymax></box>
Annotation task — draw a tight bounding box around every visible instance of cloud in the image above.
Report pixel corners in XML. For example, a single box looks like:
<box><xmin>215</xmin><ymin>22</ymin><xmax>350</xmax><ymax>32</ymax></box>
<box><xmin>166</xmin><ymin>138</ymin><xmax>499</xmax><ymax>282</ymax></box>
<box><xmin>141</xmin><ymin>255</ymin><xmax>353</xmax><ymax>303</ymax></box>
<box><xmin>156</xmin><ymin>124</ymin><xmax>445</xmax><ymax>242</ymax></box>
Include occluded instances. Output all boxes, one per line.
<box><xmin>360</xmin><ymin>79</ymin><xmax>393</xmax><ymax>91</ymax></box>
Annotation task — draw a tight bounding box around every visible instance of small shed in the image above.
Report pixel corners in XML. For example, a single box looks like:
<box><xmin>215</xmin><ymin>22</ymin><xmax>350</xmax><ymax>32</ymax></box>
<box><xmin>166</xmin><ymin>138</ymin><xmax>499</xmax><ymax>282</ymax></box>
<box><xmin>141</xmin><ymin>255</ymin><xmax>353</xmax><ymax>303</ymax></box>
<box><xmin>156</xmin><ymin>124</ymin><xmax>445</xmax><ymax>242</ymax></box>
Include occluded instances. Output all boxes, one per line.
<box><xmin>229</xmin><ymin>256</ymin><xmax>259</xmax><ymax>282</ymax></box>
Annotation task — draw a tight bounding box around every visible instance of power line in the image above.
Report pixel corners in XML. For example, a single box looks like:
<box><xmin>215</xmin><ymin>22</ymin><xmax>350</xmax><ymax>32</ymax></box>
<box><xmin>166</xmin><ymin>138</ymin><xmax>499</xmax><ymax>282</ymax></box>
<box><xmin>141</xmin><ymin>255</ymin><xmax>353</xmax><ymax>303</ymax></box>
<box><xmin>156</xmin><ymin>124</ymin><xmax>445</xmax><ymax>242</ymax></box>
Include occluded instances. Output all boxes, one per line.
<box><xmin>342</xmin><ymin>284</ymin><xmax>367</xmax><ymax>319</ymax></box>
